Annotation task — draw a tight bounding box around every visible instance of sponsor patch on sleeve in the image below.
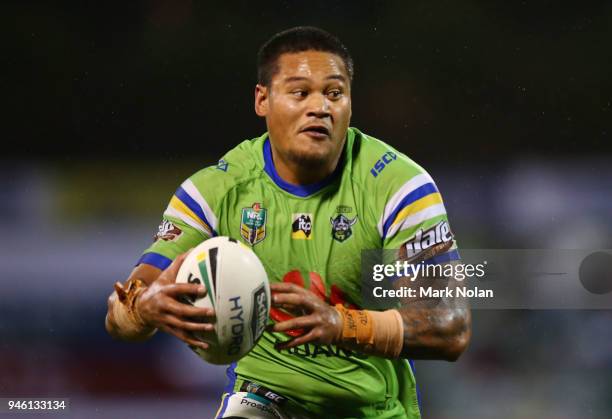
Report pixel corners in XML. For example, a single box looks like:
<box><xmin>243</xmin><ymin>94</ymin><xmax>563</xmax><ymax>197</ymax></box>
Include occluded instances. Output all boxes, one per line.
<box><xmin>399</xmin><ymin>220</ymin><xmax>454</xmax><ymax>262</ymax></box>
<box><xmin>154</xmin><ymin>220</ymin><xmax>183</xmax><ymax>242</ymax></box>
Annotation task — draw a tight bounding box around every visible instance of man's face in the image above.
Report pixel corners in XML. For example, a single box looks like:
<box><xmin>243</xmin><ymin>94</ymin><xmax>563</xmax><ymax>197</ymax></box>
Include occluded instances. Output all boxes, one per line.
<box><xmin>255</xmin><ymin>50</ymin><xmax>352</xmax><ymax>168</ymax></box>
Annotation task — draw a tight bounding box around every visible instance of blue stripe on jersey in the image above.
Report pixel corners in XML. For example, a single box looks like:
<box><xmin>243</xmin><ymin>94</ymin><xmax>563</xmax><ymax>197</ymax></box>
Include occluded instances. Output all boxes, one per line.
<box><xmin>382</xmin><ymin>183</ymin><xmax>438</xmax><ymax>239</ymax></box>
<box><xmin>224</xmin><ymin>362</ymin><xmax>237</xmax><ymax>394</ymax></box>
<box><xmin>409</xmin><ymin>360</ymin><xmax>422</xmax><ymax>414</ymax></box>
<box><xmin>263</xmin><ymin>138</ymin><xmax>342</xmax><ymax>197</ymax></box>
<box><xmin>174</xmin><ymin>186</ymin><xmax>217</xmax><ymax>236</ymax></box>
<box><xmin>137</xmin><ymin>252</ymin><xmax>172</xmax><ymax>270</ymax></box>
<box><xmin>424</xmin><ymin>249</ymin><xmax>461</xmax><ymax>265</ymax></box>
<box><xmin>216</xmin><ymin>394</ymin><xmax>230</xmax><ymax>419</ymax></box>
<box><xmin>216</xmin><ymin>362</ymin><xmax>237</xmax><ymax>418</ymax></box>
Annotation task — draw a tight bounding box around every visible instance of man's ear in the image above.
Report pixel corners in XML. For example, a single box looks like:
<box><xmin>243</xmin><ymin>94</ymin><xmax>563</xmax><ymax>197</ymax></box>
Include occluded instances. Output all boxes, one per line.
<box><xmin>254</xmin><ymin>84</ymin><xmax>269</xmax><ymax>117</ymax></box>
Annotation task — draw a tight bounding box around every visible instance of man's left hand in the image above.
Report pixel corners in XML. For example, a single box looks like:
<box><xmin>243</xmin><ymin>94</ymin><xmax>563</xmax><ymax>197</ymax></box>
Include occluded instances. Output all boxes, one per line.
<box><xmin>269</xmin><ymin>282</ymin><xmax>342</xmax><ymax>349</ymax></box>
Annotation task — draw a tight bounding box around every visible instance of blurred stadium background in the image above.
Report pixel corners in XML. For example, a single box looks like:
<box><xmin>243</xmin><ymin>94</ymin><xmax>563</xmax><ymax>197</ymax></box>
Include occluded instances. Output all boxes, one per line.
<box><xmin>2</xmin><ymin>1</ymin><xmax>612</xmax><ymax>418</ymax></box>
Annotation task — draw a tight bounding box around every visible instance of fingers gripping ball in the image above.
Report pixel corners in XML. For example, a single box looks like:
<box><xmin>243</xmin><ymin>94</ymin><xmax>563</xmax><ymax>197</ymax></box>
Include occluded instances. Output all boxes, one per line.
<box><xmin>176</xmin><ymin>237</ymin><xmax>271</xmax><ymax>365</ymax></box>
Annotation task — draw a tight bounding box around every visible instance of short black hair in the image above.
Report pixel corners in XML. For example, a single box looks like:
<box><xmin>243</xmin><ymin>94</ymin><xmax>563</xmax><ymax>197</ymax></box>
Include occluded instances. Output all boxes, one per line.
<box><xmin>257</xmin><ymin>26</ymin><xmax>354</xmax><ymax>86</ymax></box>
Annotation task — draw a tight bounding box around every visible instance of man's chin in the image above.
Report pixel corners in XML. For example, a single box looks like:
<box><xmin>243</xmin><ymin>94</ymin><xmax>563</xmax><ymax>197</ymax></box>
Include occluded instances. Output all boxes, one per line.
<box><xmin>283</xmin><ymin>132</ymin><xmax>346</xmax><ymax>170</ymax></box>
<box><xmin>286</xmin><ymin>147</ymin><xmax>330</xmax><ymax>170</ymax></box>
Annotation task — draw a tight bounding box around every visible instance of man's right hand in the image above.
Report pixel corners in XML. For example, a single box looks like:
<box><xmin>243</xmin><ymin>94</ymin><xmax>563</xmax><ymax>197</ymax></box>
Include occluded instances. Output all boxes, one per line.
<box><xmin>135</xmin><ymin>253</ymin><xmax>215</xmax><ymax>350</ymax></box>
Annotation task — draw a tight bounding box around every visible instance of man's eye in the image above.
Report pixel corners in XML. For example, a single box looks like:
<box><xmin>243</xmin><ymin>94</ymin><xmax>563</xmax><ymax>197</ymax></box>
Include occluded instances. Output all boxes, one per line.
<box><xmin>328</xmin><ymin>90</ymin><xmax>342</xmax><ymax>99</ymax></box>
<box><xmin>292</xmin><ymin>90</ymin><xmax>307</xmax><ymax>98</ymax></box>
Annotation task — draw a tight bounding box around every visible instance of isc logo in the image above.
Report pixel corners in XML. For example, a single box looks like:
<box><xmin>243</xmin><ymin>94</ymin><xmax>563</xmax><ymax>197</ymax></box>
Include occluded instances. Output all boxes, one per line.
<box><xmin>370</xmin><ymin>152</ymin><xmax>397</xmax><ymax>177</ymax></box>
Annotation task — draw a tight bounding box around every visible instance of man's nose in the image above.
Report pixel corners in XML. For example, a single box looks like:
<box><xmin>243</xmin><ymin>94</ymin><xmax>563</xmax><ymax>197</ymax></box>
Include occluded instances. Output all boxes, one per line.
<box><xmin>306</xmin><ymin>93</ymin><xmax>330</xmax><ymax>118</ymax></box>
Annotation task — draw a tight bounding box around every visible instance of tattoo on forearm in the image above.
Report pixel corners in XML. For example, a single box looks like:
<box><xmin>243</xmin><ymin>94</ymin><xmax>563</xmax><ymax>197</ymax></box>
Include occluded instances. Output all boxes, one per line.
<box><xmin>394</xmin><ymin>265</ymin><xmax>471</xmax><ymax>360</ymax></box>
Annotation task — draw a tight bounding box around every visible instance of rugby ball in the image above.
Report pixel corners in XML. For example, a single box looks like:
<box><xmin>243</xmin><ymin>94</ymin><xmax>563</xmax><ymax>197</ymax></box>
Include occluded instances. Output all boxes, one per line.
<box><xmin>175</xmin><ymin>236</ymin><xmax>270</xmax><ymax>365</ymax></box>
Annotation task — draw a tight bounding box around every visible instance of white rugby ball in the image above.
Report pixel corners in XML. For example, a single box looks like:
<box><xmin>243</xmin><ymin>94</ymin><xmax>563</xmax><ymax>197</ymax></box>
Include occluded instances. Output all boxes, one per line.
<box><xmin>175</xmin><ymin>236</ymin><xmax>270</xmax><ymax>365</ymax></box>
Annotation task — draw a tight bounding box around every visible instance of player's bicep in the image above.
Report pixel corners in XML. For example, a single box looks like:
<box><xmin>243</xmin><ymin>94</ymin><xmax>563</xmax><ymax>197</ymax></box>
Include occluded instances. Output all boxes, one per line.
<box><xmin>138</xmin><ymin>178</ymin><xmax>218</xmax><ymax>269</ymax></box>
<box><xmin>137</xmin><ymin>215</ymin><xmax>211</xmax><ymax>271</ymax></box>
<box><xmin>379</xmin><ymin>171</ymin><xmax>464</xmax><ymax>307</ymax></box>
<box><xmin>379</xmin><ymin>171</ymin><xmax>458</xmax><ymax>265</ymax></box>
<box><xmin>376</xmin><ymin>169</ymin><xmax>470</xmax><ymax>358</ymax></box>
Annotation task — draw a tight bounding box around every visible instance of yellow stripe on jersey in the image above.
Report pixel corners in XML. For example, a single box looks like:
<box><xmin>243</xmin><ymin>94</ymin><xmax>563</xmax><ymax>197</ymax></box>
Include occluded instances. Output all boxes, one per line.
<box><xmin>169</xmin><ymin>195</ymin><xmax>213</xmax><ymax>236</ymax></box>
<box><xmin>391</xmin><ymin>192</ymin><xmax>443</xmax><ymax>227</ymax></box>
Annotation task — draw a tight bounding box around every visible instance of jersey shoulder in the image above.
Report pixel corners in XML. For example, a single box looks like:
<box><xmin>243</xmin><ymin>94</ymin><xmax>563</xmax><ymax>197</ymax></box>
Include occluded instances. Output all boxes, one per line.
<box><xmin>348</xmin><ymin>128</ymin><xmax>449</xmax><ymax>244</ymax></box>
<box><xmin>168</xmin><ymin>134</ymin><xmax>266</xmax><ymax>237</ymax></box>
<box><xmin>349</xmin><ymin>127</ymin><xmax>437</xmax><ymax>200</ymax></box>
<box><xmin>189</xmin><ymin>134</ymin><xmax>266</xmax><ymax>193</ymax></box>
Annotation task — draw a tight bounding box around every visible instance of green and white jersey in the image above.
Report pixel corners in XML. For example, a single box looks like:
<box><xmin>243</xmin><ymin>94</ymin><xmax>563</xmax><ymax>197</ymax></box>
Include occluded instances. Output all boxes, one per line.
<box><xmin>139</xmin><ymin>127</ymin><xmax>459</xmax><ymax>418</ymax></box>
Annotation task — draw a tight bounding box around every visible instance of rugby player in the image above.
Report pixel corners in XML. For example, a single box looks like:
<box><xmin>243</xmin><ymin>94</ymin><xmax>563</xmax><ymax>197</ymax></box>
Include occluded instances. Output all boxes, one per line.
<box><xmin>105</xmin><ymin>26</ymin><xmax>471</xmax><ymax>418</ymax></box>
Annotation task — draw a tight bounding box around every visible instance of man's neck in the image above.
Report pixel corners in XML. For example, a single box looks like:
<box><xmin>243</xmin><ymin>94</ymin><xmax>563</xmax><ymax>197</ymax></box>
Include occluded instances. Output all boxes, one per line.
<box><xmin>270</xmin><ymin>146</ymin><xmax>342</xmax><ymax>186</ymax></box>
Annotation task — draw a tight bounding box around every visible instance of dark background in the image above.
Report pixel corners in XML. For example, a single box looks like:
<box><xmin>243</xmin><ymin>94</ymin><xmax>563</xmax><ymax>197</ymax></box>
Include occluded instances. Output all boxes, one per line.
<box><xmin>5</xmin><ymin>1</ymin><xmax>612</xmax><ymax>162</ymax></box>
<box><xmin>1</xmin><ymin>1</ymin><xmax>611</xmax><ymax>418</ymax></box>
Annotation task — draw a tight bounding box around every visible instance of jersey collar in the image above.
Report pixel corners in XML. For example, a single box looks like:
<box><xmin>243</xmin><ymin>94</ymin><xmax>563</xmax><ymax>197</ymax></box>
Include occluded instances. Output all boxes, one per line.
<box><xmin>263</xmin><ymin>137</ymin><xmax>344</xmax><ymax>197</ymax></box>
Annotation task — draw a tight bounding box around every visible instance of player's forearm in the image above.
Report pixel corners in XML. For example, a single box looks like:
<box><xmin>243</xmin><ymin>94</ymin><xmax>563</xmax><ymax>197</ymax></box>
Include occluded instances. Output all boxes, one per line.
<box><xmin>391</xmin><ymin>269</ymin><xmax>471</xmax><ymax>361</ymax></box>
<box><xmin>332</xmin><ymin>307</ymin><xmax>404</xmax><ymax>359</ymax></box>
<box><xmin>105</xmin><ymin>280</ymin><xmax>157</xmax><ymax>342</ymax></box>
<box><xmin>398</xmin><ymin>307</ymin><xmax>471</xmax><ymax>361</ymax></box>
<box><xmin>105</xmin><ymin>264</ymin><xmax>164</xmax><ymax>341</ymax></box>
<box><xmin>332</xmin><ymin>305</ymin><xmax>470</xmax><ymax>361</ymax></box>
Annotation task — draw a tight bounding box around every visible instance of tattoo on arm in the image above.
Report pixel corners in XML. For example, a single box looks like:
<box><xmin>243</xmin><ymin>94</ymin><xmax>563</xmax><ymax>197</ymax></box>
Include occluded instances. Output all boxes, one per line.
<box><xmin>394</xmin><ymin>257</ymin><xmax>471</xmax><ymax>360</ymax></box>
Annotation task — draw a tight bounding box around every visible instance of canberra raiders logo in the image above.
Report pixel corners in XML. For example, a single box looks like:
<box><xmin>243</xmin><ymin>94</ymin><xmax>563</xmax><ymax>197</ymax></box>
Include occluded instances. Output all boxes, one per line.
<box><xmin>240</xmin><ymin>203</ymin><xmax>267</xmax><ymax>245</ymax></box>
<box><xmin>330</xmin><ymin>214</ymin><xmax>358</xmax><ymax>242</ymax></box>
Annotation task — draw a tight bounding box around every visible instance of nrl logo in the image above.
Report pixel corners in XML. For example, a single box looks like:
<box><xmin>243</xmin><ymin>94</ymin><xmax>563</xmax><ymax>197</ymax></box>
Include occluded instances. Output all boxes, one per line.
<box><xmin>154</xmin><ymin>220</ymin><xmax>182</xmax><ymax>242</ymax></box>
<box><xmin>240</xmin><ymin>202</ymin><xmax>267</xmax><ymax>246</ymax></box>
<box><xmin>330</xmin><ymin>214</ymin><xmax>357</xmax><ymax>242</ymax></box>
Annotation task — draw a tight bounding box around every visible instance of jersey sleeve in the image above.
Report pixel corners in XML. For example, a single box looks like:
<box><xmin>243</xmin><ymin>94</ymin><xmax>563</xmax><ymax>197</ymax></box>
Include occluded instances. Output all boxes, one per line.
<box><xmin>137</xmin><ymin>177</ymin><xmax>219</xmax><ymax>270</ymax></box>
<box><xmin>377</xmin><ymin>168</ymin><xmax>459</xmax><ymax>265</ymax></box>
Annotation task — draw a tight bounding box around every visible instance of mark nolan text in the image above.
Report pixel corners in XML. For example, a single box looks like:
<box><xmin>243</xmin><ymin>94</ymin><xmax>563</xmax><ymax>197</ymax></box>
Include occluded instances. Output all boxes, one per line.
<box><xmin>373</xmin><ymin>286</ymin><xmax>494</xmax><ymax>298</ymax></box>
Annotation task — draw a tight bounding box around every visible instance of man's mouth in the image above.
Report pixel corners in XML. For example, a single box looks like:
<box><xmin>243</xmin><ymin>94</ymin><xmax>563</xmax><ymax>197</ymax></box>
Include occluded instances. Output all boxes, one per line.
<box><xmin>300</xmin><ymin>125</ymin><xmax>330</xmax><ymax>138</ymax></box>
